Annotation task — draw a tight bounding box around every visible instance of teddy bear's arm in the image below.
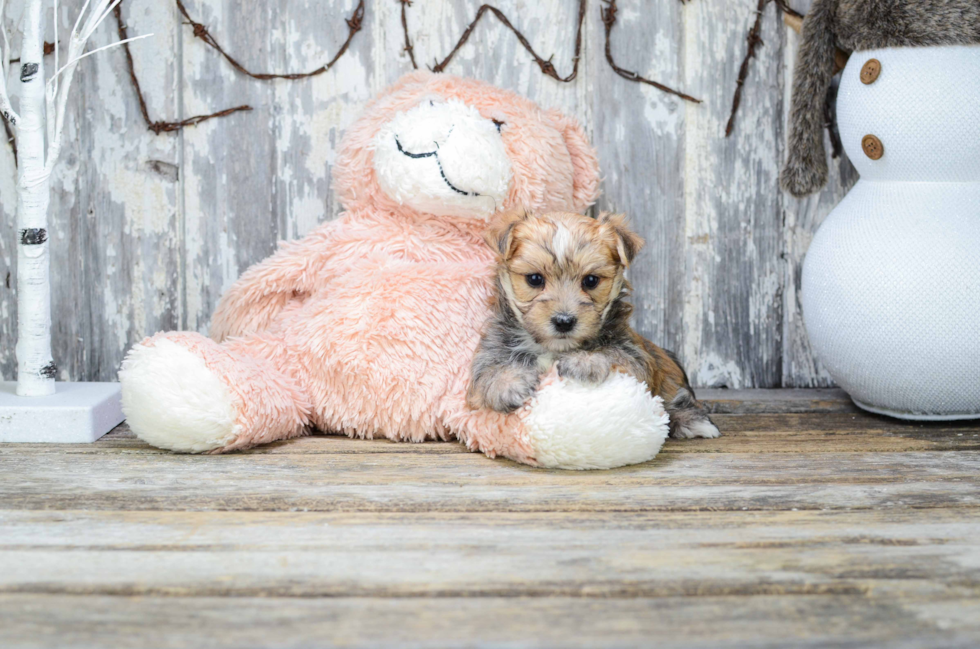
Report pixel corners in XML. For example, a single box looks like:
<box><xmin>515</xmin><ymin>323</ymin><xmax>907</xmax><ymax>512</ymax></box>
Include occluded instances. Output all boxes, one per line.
<box><xmin>209</xmin><ymin>219</ymin><xmax>346</xmax><ymax>341</ymax></box>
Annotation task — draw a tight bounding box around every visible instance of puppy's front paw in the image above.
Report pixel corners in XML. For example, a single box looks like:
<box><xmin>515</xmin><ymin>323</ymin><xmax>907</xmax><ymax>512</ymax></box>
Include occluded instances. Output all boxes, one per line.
<box><xmin>668</xmin><ymin>407</ymin><xmax>721</xmax><ymax>439</ymax></box>
<box><xmin>556</xmin><ymin>352</ymin><xmax>611</xmax><ymax>384</ymax></box>
<box><xmin>483</xmin><ymin>368</ymin><xmax>539</xmax><ymax>413</ymax></box>
<box><xmin>673</xmin><ymin>419</ymin><xmax>721</xmax><ymax>439</ymax></box>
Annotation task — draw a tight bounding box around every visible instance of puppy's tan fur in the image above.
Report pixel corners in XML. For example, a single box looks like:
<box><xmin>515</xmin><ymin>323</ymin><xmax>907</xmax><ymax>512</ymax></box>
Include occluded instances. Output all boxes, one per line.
<box><xmin>469</xmin><ymin>211</ymin><xmax>719</xmax><ymax>439</ymax></box>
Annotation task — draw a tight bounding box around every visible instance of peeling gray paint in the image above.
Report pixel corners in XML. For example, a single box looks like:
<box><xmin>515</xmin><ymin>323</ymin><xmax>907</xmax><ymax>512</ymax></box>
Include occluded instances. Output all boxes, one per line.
<box><xmin>0</xmin><ymin>0</ymin><xmax>852</xmax><ymax>387</ymax></box>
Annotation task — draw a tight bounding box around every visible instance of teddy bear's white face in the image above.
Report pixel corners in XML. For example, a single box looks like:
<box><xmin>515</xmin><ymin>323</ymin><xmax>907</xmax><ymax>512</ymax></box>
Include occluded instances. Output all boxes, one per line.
<box><xmin>372</xmin><ymin>98</ymin><xmax>513</xmax><ymax>219</ymax></box>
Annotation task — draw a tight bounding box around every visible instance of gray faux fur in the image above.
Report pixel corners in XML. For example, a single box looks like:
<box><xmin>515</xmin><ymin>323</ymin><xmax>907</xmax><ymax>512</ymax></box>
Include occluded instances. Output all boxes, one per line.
<box><xmin>781</xmin><ymin>0</ymin><xmax>980</xmax><ymax>197</ymax></box>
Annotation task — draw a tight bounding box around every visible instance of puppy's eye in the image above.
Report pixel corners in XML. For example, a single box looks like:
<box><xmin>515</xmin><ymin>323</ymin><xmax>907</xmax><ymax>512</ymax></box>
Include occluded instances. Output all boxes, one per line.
<box><xmin>526</xmin><ymin>273</ymin><xmax>545</xmax><ymax>288</ymax></box>
<box><xmin>492</xmin><ymin>119</ymin><xmax>504</xmax><ymax>133</ymax></box>
<box><xmin>582</xmin><ymin>275</ymin><xmax>600</xmax><ymax>290</ymax></box>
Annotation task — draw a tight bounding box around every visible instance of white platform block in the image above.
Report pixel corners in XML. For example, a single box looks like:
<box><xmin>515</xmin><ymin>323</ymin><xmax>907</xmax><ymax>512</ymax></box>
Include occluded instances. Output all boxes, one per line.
<box><xmin>0</xmin><ymin>382</ymin><xmax>124</xmax><ymax>443</ymax></box>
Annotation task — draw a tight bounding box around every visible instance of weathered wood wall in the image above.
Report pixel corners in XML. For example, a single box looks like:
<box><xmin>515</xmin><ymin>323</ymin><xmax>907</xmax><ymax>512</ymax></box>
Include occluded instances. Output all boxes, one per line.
<box><xmin>0</xmin><ymin>0</ymin><xmax>856</xmax><ymax>388</ymax></box>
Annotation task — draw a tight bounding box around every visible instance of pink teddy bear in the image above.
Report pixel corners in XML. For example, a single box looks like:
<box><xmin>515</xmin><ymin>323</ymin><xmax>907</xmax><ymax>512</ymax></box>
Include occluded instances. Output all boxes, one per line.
<box><xmin>120</xmin><ymin>71</ymin><xmax>671</xmax><ymax>469</ymax></box>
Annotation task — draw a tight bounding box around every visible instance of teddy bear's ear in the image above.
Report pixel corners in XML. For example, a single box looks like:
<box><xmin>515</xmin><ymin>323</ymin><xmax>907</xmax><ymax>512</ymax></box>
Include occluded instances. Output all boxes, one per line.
<box><xmin>599</xmin><ymin>212</ymin><xmax>644</xmax><ymax>266</ymax></box>
<box><xmin>547</xmin><ymin>109</ymin><xmax>601</xmax><ymax>212</ymax></box>
<box><xmin>485</xmin><ymin>209</ymin><xmax>529</xmax><ymax>258</ymax></box>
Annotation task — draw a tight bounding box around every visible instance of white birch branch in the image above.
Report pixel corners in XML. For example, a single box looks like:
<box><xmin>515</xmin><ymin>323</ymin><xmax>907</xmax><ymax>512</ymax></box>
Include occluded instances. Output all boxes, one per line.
<box><xmin>0</xmin><ymin>0</ymin><xmax>9</xmax><ymax>79</ymax></box>
<box><xmin>14</xmin><ymin>0</ymin><xmax>54</xmax><ymax>396</ymax></box>
<box><xmin>52</xmin><ymin>0</ymin><xmax>58</xmax><ymax>86</ymax></box>
<box><xmin>48</xmin><ymin>33</ymin><xmax>151</xmax><ymax>82</ymax></box>
<box><xmin>0</xmin><ymin>0</ymin><xmax>19</xmax><ymax>127</ymax></box>
<box><xmin>5</xmin><ymin>0</ymin><xmax>151</xmax><ymax>394</ymax></box>
<box><xmin>47</xmin><ymin>0</ymin><xmax>58</xmax><ymax>146</ymax></box>
<box><xmin>45</xmin><ymin>0</ymin><xmax>148</xmax><ymax>173</ymax></box>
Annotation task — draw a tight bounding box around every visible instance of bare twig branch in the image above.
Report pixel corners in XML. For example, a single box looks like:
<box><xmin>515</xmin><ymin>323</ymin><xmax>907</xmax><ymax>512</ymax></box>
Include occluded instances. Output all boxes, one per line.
<box><xmin>114</xmin><ymin>3</ymin><xmax>250</xmax><ymax>134</ymax></box>
<box><xmin>601</xmin><ymin>0</ymin><xmax>701</xmax><ymax>103</ymax></box>
<box><xmin>782</xmin><ymin>11</ymin><xmax>802</xmax><ymax>29</ymax></box>
<box><xmin>725</xmin><ymin>0</ymin><xmax>768</xmax><ymax>136</ymax></box>
<box><xmin>398</xmin><ymin>0</ymin><xmax>417</xmax><ymax>70</ymax></box>
<box><xmin>725</xmin><ymin>0</ymin><xmax>848</xmax><ymax>151</ymax></box>
<box><xmin>175</xmin><ymin>0</ymin><xmax>365</xmax><ymax>81</ymax></box>
<box><xmin>771</xmin><ymin>0</ymin><xmax>802</xmax><ymax>19</ymax></box>
<box><xmin>114</xmin><ymin>0</ymin><xmax>369</xmax><ymax>134</ymax></box>
<box><xmin>431</xmin><ymin>0</ymin><xmax>586</xmax><ymax>83</ymax></box>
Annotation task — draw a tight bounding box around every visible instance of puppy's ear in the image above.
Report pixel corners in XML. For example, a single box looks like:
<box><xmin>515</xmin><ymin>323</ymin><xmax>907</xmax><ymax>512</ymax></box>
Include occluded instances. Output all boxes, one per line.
<box><xmin>485</xmin><ymin>210</ymin><xmax>529</xmax><ymax>258</ymax></box>
<box><xmin>599</xmin><ymin>212</ymin><xmax>644</xmax><ymax>266</ymax></box>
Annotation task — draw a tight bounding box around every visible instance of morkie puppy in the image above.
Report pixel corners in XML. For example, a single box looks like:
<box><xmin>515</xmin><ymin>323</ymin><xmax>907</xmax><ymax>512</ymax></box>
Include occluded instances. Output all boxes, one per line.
<box><xmin>468</xmin><ymin>210</ymin><xmax>719</xmax><ymax>439</ymax></box>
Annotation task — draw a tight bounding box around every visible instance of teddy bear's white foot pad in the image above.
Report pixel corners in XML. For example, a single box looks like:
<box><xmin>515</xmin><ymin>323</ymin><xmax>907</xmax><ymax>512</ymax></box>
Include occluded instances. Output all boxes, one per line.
<box><xmin>120</xmin><ymin>338</ymin><xmax>240</xmax><ymax>453</ymax></box>
<box><xmin>0</xmin><ymin>381</ymin><xmax>124</xmax><ymax>443</ymax></box>
<box><xmin>523</xmin><ymin>373</ymin><xmax>670</xmax><ymax>470</ymax></box>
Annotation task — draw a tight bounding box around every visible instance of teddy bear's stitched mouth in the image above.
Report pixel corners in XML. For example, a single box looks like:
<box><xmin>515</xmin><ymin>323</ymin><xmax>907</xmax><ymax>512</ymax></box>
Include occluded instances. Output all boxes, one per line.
<box><xmin>394</xmin><ymin>134</ymin><xmax>480</xmax><ymax>198</ymax></box>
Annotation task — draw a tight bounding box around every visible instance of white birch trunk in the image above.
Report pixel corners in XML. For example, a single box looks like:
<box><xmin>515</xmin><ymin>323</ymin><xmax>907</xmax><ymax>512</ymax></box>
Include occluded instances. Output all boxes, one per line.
<box><xmin>14</xmin><ymin>0</ymin><xmax>54</xmax><ymax>396</ymax></box>
<box><xmin>3</xmin><ymin>0</ymin><xmax>148</xmax><ymax>395</ymax></box>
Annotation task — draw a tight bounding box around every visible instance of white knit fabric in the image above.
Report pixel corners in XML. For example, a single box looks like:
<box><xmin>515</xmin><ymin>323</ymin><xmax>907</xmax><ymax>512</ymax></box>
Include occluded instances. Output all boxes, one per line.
<box><xmin>836</xmin><ymin>46</ymin><xmax>980</xmax><ymax>182</ymax></box>
<box><xmin>803</xmin><ymin>45</ymin><xmax>980</xmax><ymax>419</ymax></box>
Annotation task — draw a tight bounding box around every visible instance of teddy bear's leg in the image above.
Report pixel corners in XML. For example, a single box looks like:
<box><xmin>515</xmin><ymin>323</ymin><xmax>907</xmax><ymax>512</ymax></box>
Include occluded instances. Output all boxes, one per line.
<box><xmin>448</xmin><ymin>371</ymin><xmax>671</xmax><ymax>470</ymax></box>
<box><xmin>120</xmin><ymin>331</ymin><xmax>312</xmax><ymax>453</ymax></box>
<box><xmin>443</xmin><ymin>395</ymin><xmax>540</xmax><ymax>467</ymax></box>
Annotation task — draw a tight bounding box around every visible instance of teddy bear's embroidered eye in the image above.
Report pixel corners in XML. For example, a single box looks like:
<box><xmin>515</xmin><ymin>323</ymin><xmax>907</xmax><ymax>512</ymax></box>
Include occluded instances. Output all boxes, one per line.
<box><xmin>526</xmin><ymin>273</ymin><xmax>544</xmax><ymax>288</ymax></box>
<box><xmin>582</xmin><ymin>275</ymin><xmax>600</xmax><ymax>290</ymax></box>
<box><xmin>492</xmin><ymin>119</ymin><xmax>505</xmax><ymax>133</ymax></box>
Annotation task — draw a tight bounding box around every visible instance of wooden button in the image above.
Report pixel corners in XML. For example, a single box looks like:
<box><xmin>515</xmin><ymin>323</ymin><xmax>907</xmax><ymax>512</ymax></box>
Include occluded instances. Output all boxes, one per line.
<box><xmin>860</xmin><ymin>58</ymin><xmax>881</xmax><ymax>84</ymax></box>
<box><xmin>862</xmin><ymin>134</ymin><xmax>884</xmax><ymax>160</ymax></box>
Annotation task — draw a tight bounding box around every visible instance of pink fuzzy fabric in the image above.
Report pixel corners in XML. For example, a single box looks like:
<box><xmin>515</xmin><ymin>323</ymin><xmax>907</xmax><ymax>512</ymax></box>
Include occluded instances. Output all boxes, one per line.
<box><xmin>128</xmin><ymin>71</ymin><xmax>600</xmax><ymax>463</ymax></box>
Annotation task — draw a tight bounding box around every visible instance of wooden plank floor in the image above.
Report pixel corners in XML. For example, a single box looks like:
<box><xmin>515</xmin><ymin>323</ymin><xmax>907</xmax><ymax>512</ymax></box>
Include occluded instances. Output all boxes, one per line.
<box><xmin>1</xmin><ymin>389</ymin><xmax>979</xmax><ymax>648</ymax></box>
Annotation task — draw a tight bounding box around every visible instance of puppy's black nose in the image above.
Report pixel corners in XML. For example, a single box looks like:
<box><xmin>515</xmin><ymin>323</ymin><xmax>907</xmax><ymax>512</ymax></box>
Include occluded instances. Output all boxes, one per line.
<box><xmin>552</xmin><ymin>313</ymin><xmax>577</xmax><ymax>333</ymax></box>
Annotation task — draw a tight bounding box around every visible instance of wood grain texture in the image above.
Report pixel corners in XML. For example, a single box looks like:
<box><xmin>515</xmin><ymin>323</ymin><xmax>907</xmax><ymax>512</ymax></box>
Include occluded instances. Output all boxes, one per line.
<box><xmin>5</xmin><ymin>406</ymin><xmax>980</xmax><ymax>456</ymax></box>
<box><xmin>680</xmin><ymin>0</ymin><xmax>785</xmax><ymax>389</ymax></box>
<box><xmin>5</xmin><ymin>594</ymin><xmax>977</xmax><ymax>649</ymax></box>
<box><xmin>698</xmin><ymin>387</ymin><xmax>858</xmax><ymax>412</ymax></box>
<box><xmin>1</xmin><ymin>393</ymin><xmax>979</xmax><ymax>647</ymax></box>
<box><xmin>2</xmin><ymin>508</ymin><xmax>979</xmax><ymax>599</ymax></box>
<box><xmin>0</xmin><ymin>0</ymin><xmax>855</xmax><ymax>388</ymax></box>
<box><xmin>4</xmin><ymin>448</ymin><xmax>980</xmax><ymax>512</ymax></box>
